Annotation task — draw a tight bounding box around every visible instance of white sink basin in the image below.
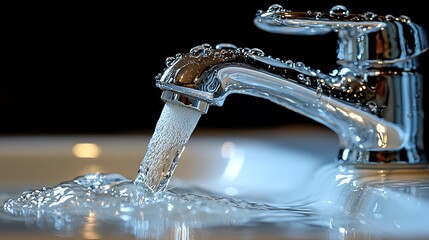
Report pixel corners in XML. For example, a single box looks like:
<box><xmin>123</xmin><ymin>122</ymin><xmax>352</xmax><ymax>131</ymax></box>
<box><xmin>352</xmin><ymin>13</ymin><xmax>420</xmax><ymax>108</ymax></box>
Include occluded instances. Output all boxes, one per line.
<box><xmin>1</xmin><ymin>125</ymin><xmax>428</xmax><ymax>240</ymax></box>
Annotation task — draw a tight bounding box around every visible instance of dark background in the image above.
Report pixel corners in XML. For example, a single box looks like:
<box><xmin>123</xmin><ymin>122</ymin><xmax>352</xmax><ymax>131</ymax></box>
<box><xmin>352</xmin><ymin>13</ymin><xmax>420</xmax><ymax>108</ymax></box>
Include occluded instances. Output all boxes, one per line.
<box><xmin>2</xmin><ymin>1</ymin><xmax>428</xmax><ymax>135</ymax></box>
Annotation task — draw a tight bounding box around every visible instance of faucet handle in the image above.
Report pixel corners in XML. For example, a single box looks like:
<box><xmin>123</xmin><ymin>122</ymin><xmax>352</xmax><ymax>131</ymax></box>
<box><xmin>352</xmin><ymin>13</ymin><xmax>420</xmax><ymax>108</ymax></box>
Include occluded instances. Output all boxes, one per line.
<box><xmin>254</xmin><ymin>4</ymin><xmax>428</xmax><ymax>69</ymax></box>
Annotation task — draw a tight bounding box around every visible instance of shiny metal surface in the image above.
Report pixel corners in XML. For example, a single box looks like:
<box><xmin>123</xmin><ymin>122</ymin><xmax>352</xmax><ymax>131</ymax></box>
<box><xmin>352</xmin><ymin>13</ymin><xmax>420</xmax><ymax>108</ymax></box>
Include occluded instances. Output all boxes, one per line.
<box><xmin>155</xmin><ymin>4</ymin><xmax>428</xmax><ymax>166</ymax></box>
<box><xmin>254</xmin><ymin>4</ymin><xmax>428</xmax><ymax>69</ymax></box>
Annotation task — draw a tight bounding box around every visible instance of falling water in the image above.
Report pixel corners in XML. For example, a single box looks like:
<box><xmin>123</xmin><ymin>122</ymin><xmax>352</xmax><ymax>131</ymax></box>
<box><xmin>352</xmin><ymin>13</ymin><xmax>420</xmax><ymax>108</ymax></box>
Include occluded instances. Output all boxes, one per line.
<box><xmin>2</xmin><ymin>89</ymin><xmax>428</xmax><ymax>239</ymax></box>
<box><xmin>0</xmin><ymin>101</ymin><xmax>323</xmax><ymax>239</ymax></box>
<box><xmin>2</xmin><ymin>4</ymin><xmax>428</xmax><ymax>238</ymax></box>
<box><xmin>134</xmin><ymin>102</ymin><xmax>202</xmax><ymax>192</ymax></box>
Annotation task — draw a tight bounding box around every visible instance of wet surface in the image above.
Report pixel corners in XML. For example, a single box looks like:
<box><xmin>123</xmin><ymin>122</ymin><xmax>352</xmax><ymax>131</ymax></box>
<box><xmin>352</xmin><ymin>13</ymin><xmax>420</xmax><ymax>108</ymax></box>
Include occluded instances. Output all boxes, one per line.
<box><xmin>1</xmin><ymin>127</ymin><xmax>428</xmax><ymax>240</ymax></box>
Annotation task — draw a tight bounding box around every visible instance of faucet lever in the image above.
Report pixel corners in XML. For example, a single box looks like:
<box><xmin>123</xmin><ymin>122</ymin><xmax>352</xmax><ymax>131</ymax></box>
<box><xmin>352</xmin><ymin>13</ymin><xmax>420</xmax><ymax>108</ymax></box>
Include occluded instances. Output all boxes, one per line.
<box><xmin>255</xmin><ymin>4</ymin><xmax>428</xmax><ymax>69</ymax></box>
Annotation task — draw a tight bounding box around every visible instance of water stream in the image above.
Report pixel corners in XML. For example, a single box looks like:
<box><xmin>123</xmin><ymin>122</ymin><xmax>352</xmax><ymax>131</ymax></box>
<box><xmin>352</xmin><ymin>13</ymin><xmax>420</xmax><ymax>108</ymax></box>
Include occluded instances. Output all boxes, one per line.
<box><xmin>1</xmin><ymin>102</ymin><xmax>428</xmax><ymax>239</ymax></box>
<box><xmin>134</xmin><ymin>103</ymin><xmax>202</xmax><ymax>192</ymax></box>
<box><xmin>1</xmin><ymin>103</ymin><xmax>325</xmax><ymax>239</ymax></box>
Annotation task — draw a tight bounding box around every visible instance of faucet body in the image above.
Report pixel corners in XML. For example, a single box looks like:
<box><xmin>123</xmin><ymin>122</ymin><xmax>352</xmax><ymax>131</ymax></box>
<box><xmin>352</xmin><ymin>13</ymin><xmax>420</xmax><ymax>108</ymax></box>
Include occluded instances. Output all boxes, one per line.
<box><xmin>155</xmin><ymin>5</ymin><xmax>428</xmax><ymax>167</ymax></box>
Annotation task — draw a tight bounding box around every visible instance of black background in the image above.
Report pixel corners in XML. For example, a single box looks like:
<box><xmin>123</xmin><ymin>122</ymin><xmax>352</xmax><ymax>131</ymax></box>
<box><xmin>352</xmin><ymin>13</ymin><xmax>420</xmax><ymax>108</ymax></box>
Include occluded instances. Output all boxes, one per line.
<box><xmin>2</xmin><ymin>1</ymin><xmax>428</xmax><ymax>135</ymax></box>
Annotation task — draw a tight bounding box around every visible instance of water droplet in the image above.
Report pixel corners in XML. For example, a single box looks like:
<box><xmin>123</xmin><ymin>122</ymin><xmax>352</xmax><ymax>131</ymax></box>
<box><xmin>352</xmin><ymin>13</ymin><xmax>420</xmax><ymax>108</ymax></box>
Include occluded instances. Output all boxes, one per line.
<box><xmin>399</xmin><ymin>15</ymin><xmax>411</xmax><ymax>22</ymax></box>
<box><xmin>363</xmin><ymin>12</ymin><xmax>377</xmax><ymax>20</ymax></box>
<box><xmin>329</xmin><ymin>5</ymin><xmax>349</xmax><ymax>18</ymax></box>
<box><xmin>201</xmin><ymin>43</ymin><xmax>212</xmax><ymax>50</ymax></box>
<box><xmin>189</xmin><ymin>44</ymin><xmax>212</xmax><ymax>58</ymax></box>
<box><xmin>297</xmin><ymin>73</ymin><xmax>311</xmax><ymax>85</ymax></box>
<box><xmin>216</xmin><ymin>43</ymin><xmax>237</xmax><ymax>50</ymax></box>
<box><xmin>273</xmin><ymin>14</ymin><xmax>283</xmax><ymax>21</ymax></box>
<box><xmin>155</xmin><ymin>73</ymin><xmax>162</xmax><ymax>81</ymax></box>
<box><xmin>190</xmin><ymin>46</ymin><xmax>204</xmax><ymax>56</ymax></box>
<box><xmin>385</xmin><ymin>14</ymin><xmax>395</xmax><ymax>21</ymax></box>
<box><xmin>367</xmin><ymin>101</ymin><xmax>378</xmax><ymax>114</ymax></box>
<box><xmin>267</xmin><ymin>4</ymin><xmax>284</xmax><ymax>13</ymax></box>
<box><xmin>250</xmin><ymin>48</ymin><xmax>265</xmax><ymax>56</ymax></box>
<box><xmin>165</xmin><ymin>57</ymin><xmax>176</xmax><ymax>67</ymax></box>
<box><xmin>295</xmin><ymin>62</ymin><xmax>305</xmax><ymax>68</ymax></box>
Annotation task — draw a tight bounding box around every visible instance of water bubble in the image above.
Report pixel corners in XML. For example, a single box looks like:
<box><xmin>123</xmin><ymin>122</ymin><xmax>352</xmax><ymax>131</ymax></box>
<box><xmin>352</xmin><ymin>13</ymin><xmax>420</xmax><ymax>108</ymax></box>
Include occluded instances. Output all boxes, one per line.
<box><xmin>329</xmin><ymin>5</ymin><xmax>349</xmax><ymax>18</ymax></box>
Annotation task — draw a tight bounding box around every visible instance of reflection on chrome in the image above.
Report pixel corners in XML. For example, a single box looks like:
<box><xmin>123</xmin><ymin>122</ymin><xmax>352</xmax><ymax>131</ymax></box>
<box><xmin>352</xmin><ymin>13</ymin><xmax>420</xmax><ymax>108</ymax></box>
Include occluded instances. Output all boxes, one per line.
<box><xmin>376</xmin><ymin>124</ymin><xmax>388</xmax><ymax>148</ymax></box>
<box><xmin>155</xmin><ymin>4</ymin><xmax>427</xmax><ymax>167</ymax></box>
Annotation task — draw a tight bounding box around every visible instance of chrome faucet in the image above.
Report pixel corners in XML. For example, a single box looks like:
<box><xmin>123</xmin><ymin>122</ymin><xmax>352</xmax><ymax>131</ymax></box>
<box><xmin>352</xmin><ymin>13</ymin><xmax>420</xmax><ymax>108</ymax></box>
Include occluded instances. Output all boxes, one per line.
<box><xmin>154</xmin><ymin>4</ymin><xmax>428</xmax><ymax>167</ymax></box>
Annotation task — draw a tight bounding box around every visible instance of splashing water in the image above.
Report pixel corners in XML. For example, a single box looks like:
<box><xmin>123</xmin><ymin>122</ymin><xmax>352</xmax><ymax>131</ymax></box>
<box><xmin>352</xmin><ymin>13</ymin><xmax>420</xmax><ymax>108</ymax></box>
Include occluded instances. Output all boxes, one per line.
<box><xmin>134</xmin><ymin>102</ymin><xmax>202</xmax><ymax>192</ymax></box>
<box><xmin>0</xmin><ymin>101</ymin><xmax>323</xmax><ymax>238</ymax></box>
<box><xmin>1</xmin><ymin>172</ymin><xmax>322</xmax><ymax>239</ymax></box>
<box><xmin>0</xmin><ymin>101</ymin><xmax>317</xmax><ymax>237</ymax></box>
<box><xmin>1</xmin><ymin>14</ymin><xmax>428</xmax><ymax>236</ymax></box>
<box><xmin>2</xmin><ymin>99</ymin><xmax>429</xmax><ymax>239</ymax></box>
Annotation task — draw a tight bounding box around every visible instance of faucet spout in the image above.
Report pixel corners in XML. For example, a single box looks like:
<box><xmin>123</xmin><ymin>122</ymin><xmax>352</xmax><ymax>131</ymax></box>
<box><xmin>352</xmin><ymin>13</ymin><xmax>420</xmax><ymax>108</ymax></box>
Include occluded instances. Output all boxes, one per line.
<box><xmin>154</xmin><ymin>4</ymin><xmax>428</xmax><ymax>167</ymax></box>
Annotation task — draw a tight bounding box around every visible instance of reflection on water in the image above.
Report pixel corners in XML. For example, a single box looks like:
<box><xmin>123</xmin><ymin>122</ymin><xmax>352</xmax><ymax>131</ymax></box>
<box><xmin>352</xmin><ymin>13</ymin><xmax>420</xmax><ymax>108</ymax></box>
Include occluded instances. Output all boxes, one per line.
<box><xmin>1</xmin><ymin>172</ymin><xmax>325</xmax><ymax>239</ymax></box>
<box><xmin>1</xmin><ymin>102</ymin><xmax>335</xmax><ymax>239</ymax></box>
<box><xmin>2</xmin><ymin>165</ymin><xmax>429</xmax><ymax>239</ymax></box>
<box><xmin>1</xmin><ymin>102</ymin><xmax>429</xmax><ymax>239</ymax></box>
